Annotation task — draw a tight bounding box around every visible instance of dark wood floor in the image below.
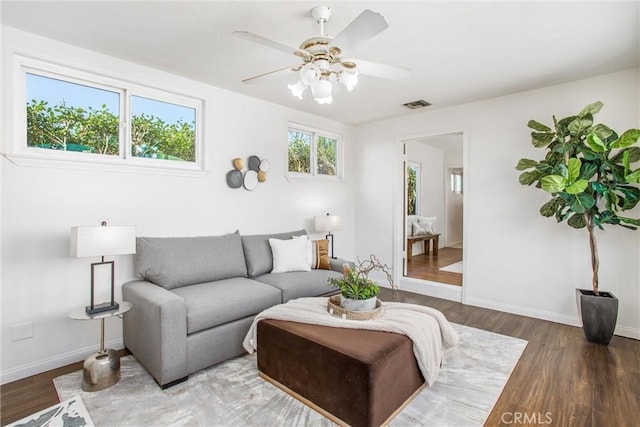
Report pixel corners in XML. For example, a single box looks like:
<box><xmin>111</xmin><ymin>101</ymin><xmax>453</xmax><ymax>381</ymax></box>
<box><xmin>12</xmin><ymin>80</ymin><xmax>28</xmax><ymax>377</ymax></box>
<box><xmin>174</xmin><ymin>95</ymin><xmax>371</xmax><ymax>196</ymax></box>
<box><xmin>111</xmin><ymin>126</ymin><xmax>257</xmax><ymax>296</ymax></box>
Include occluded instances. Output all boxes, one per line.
<box><xmin>380</xmin><ymin>288</ymin><xmax>640</xmax><ymax>427</ymax></box>
<box><xmin>406</xmin><ymin>246</ymin><xmax>463</xmax><ymax>286</ymax></box>
<box><xmin>0</xmin><ymin>349</ymin><xmax>129</xmax><ymax>426</ymax></box>
<box><xmin>2</xmin><ymin>290</ymin><xmax>639</xmax><ymax>427</ymax></box>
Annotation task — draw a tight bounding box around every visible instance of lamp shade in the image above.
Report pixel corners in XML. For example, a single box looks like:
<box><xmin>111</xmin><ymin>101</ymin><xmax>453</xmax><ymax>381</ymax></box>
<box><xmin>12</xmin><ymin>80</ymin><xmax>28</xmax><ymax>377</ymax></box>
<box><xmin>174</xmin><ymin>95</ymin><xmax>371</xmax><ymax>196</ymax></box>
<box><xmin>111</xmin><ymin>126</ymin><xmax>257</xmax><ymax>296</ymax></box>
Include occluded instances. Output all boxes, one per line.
<box><xmin>288</xmin><ymin>80</ymin><xmax>306</xmax><ymax>99</ymax></box>
<box><xmin>70</xmin><ymin>225</ymin><xmax>136</xmax><ymax>257</ymax></box>
<box><xmin>311</xmin><ymin>78</ymin><xmax>332</xmax><ymax>100</ymax></box>
<box><xmin>314</xmin><ymin>214</ymin><xmax>342</xmax><ymax>232</ymax></box>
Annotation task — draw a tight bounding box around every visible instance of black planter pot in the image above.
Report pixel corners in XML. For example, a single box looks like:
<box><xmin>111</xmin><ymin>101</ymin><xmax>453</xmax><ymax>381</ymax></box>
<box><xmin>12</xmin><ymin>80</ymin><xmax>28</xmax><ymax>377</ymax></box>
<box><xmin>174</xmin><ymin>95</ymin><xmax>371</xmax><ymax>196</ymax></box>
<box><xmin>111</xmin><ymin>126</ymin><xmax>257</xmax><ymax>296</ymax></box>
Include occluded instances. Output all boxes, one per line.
<box><xmin>576</xmin><ymin>288</ymin><xmax>618</xmax><ymax>345</ymax></box>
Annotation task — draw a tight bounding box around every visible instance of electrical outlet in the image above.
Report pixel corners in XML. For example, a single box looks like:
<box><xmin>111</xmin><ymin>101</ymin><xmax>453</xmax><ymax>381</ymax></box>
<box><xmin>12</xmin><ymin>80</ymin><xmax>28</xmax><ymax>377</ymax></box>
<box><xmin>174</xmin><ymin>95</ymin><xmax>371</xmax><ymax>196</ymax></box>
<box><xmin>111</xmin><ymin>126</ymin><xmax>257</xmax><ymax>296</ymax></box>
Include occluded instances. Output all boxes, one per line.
<box><xmin>10</xmin><ymin>321</ymin><xmax>33</xmax><ymax>341</ymax></box>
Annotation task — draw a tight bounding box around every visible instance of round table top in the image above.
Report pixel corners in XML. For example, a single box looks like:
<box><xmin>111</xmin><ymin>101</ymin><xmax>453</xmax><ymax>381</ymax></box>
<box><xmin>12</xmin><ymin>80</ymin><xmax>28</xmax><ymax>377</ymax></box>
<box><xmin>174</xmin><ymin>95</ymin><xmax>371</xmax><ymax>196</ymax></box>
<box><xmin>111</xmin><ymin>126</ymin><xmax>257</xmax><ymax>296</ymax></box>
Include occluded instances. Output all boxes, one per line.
<box><xmin>69</xmin><ymin>301</ymin><xmax>133</xmax><ymax>320</ymax></box>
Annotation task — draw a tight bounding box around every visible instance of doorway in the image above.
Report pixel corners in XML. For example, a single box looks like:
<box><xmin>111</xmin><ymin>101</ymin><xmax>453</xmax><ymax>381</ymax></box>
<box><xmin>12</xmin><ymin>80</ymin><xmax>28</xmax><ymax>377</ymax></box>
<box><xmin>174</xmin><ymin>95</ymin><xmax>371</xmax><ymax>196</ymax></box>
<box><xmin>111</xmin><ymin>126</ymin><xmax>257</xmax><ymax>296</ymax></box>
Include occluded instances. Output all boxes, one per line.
<box><xmin>397</xmin><ymin>132</ymin><xmax>465</xmax><ymax>301</ymax></box>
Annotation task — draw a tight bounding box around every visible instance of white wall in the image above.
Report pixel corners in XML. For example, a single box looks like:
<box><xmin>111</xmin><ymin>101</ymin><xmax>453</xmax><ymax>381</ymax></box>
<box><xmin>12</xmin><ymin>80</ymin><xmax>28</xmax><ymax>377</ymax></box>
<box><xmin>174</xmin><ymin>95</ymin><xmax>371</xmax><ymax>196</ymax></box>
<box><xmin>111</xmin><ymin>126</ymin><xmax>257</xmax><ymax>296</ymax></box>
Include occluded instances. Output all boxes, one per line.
<box><xmin>355</xmin><ymin>68</ymin><xmax>640</xmax><ymax>339</ymax></box>
<box><xmin>0</xmin><ymin>27</ymin><xmax>356</xmax><ymax>383</ymax></box>
<box><xmin>406</xmin><ymin>142</ymin><xmax>444</xmax><ymax>253</ymax></box>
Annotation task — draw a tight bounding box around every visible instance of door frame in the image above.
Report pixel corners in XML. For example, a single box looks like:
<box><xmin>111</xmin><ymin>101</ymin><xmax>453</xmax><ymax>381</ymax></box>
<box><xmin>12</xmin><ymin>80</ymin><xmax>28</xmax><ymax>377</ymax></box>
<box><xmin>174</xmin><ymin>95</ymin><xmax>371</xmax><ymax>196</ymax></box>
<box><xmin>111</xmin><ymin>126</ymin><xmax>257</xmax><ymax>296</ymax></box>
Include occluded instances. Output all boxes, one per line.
<box><xmin>392</xmin><ymin>129</ymin><xmax>469</xmax><ymax>303</ymax></box>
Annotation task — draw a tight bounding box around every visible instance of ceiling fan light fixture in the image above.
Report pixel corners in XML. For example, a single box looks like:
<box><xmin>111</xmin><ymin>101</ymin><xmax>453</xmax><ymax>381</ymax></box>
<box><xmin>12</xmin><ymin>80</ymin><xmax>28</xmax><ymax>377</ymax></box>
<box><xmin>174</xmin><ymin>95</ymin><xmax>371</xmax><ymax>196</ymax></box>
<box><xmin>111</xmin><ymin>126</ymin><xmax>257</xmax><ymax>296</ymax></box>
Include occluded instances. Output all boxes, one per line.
<box><xmin>288</xmin><ymin>80</ymin><xmax>306</xmax><ymax>99</ymax></box>
<box><xmin>236</xmin><ymin>7</ymin><xmax>407</xmax><ymax>105</ymax></box>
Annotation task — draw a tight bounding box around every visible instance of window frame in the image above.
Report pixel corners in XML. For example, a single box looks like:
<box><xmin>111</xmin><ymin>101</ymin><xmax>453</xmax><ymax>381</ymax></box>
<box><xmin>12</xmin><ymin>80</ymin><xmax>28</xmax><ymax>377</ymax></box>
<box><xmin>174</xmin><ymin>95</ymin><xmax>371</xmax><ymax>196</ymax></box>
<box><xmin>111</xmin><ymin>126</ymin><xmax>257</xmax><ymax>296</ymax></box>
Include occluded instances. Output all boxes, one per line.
<box><xmin>287</xmin><ymin>122</ymin><xmax>342</xmax><ymax>180</ymax></box>
<box><xmin>11</xmin><ymin>55</ymin><xmax>205</xmax><ymax>174</ymax></box>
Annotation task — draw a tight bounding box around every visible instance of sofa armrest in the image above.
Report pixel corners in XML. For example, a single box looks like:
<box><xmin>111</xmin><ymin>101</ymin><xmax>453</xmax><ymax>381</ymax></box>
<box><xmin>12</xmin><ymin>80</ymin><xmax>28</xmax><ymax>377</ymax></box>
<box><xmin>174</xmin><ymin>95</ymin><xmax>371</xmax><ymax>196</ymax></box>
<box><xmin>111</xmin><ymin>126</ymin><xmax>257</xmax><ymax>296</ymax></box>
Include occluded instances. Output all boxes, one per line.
<box><xmin>122</xmin><ymin>280</ymin><xmax>188</xmax><ymax>387</ymax></box>
<box><xmin>329</xmin><ymin>258</ymin><xmax>354</xmax><ymax>273</ymax></box>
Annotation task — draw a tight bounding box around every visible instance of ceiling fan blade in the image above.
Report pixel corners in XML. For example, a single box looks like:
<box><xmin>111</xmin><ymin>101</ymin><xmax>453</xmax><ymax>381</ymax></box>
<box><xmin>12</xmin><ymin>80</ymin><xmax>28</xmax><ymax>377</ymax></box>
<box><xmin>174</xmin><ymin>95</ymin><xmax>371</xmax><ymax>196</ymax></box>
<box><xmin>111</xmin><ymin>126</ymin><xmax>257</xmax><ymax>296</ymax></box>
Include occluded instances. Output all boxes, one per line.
<box><xmin>329</xmin><ymin>10</ymin><xmax>389</xmax><ymax>55</ymax></box>
<box><xmin>342</xmin><ymin>59</ymin><xmax>413</xmax><ymax>81</ymax></box>
<box><xmin>233</xmin><ymin>31</ymin><xmax>311</xmax><ymax>60</ymax></box>
<box><xmin>241</xmin><ymin>64</ymin><xmax>304</xmax><ymax>85</ymax></box>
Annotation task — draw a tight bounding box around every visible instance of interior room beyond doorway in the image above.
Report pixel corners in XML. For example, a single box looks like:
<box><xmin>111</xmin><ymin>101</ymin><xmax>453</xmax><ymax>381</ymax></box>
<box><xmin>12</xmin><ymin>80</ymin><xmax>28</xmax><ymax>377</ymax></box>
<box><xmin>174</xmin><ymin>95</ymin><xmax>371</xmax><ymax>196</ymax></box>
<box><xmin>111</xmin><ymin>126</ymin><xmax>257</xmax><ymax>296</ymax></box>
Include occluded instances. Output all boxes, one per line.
<box><xmin>403</xmin><ymin>132</ymin><xmax>464</xmax><ymax>288</ymax></box>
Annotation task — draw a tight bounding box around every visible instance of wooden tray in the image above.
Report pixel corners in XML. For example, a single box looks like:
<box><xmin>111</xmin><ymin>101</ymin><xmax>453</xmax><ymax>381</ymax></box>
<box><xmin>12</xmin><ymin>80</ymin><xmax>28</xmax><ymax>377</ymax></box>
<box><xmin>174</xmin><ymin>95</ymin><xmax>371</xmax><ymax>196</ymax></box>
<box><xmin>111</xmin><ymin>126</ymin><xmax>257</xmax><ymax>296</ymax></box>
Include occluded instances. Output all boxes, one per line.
<box><xmin>327</xmin><ymin>295</ymin><xmax>383</xmax><ymax>320</ymax></box>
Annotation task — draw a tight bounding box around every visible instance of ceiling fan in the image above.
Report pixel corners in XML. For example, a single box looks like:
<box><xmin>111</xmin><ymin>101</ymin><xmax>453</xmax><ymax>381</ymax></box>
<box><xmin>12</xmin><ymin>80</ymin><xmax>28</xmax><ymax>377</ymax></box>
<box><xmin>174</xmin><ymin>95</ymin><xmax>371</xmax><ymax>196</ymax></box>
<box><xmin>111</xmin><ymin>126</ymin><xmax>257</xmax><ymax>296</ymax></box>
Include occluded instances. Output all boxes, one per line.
<box><xmin>233</xmin><ymin>6</ymin><xmax>412</xmax><ymax>104</ymax></box>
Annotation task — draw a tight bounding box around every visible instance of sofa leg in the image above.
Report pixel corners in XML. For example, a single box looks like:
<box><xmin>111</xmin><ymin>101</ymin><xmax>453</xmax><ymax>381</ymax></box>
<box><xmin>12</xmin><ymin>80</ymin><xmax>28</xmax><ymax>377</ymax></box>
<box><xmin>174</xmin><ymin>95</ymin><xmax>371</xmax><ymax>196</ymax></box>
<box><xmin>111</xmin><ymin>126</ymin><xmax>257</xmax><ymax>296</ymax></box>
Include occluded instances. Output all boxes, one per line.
<box><xmin>159</xmin><ymin>376</ymin><xmax>188</xmax><ymax>389</ymax></box>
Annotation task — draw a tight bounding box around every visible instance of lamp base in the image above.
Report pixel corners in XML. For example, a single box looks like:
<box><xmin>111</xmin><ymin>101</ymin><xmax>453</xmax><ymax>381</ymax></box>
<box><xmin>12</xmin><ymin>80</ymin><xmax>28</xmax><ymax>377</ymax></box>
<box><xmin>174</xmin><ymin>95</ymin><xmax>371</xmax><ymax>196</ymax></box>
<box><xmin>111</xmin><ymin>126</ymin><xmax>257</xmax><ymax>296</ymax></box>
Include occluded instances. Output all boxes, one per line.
<box><xmin>82</xmin><ymin>348</ymin><xmax>121</xmax><ymax>392</ymax></box>
<box><xmin>86</xmin><ymin>302</ymin><xmax>119</xmax><ymax>315</ymax></box>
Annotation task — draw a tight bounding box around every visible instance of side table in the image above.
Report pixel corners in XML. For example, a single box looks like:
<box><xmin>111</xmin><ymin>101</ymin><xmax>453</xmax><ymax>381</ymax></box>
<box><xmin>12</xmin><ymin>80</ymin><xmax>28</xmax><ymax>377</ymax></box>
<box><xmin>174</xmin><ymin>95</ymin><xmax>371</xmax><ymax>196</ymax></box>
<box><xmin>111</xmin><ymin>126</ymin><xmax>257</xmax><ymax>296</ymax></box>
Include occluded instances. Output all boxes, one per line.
<box><xmin>69</xmin><ymin>301</ymin><xmax>133</xmax><ymax>392</ymax></box>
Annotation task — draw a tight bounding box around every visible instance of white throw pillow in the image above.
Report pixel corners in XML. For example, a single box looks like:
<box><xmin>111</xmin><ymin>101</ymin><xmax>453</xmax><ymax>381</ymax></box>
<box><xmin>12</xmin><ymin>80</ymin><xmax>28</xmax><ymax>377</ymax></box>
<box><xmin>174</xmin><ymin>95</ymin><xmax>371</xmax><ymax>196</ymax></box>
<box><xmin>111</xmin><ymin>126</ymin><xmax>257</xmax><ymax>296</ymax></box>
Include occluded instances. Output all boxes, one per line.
<box><xmin>417</xmin><ymin>216</ymin><xmax>437</xmax><ymax>234</ymax></box>
<box><xmin>291</xmin><ymin>235</ymin><xmax>312</xmax><ymax>268</ymax></box>
<box><xmin>412</xmin><ymin>222</ymin><xmax>429</xmax><ymax>236</ymax></box>
<box><xmin>269</xmin><ymin>238</ymin><xmax>312</xmax><ymax>273</ymax></box>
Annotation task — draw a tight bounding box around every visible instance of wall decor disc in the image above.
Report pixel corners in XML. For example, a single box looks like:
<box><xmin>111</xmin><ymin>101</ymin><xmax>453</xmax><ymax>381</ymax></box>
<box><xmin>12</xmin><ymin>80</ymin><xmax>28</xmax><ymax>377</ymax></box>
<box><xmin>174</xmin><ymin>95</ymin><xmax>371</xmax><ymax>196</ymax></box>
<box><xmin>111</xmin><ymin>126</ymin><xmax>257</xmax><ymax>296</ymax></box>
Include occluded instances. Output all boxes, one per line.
<box><xmin>243</xmin><ymin>170</ymin><xmax>259</xmax><ymax>190</ymax></box>
<box><xmin>232</xmin><ymin>158</ymin><xmax>244</xmax><ymax>170</ymax></box>
<box><xmin>226</xmin><ymin>169</ymin><xmax>243</xmax><ymax>188</ymax></box>
<box><xmin>258</xmin><ymin>170</ymin><xmax>267</xmax><ymax>182</ymax></box>
<box><xmin>248</xmin><ymin>155</ymin><xmax>261</xmax><ymax>171</ymax></box>
<box><xmin>259</xmin><ymin>159</ymin><xmax>270</xmax><ymax>172</ymax></box>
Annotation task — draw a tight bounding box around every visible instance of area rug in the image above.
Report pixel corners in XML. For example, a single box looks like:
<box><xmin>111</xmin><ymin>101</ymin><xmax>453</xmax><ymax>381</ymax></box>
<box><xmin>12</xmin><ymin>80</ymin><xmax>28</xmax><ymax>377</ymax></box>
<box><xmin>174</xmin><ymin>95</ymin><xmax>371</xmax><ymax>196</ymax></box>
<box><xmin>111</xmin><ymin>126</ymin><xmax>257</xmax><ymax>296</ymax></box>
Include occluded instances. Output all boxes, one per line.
<box><xmin>7</xmin><ymin>395</ymin><xmax>94</xmax><ymax>427</ymax></box>
<box><xmin>439</xmin><ymin>261</ymin><xmax>463</xmax><ymax>274</ymax></box>
<box><xmin>54</xmin><ymin>324</ymin><xmax>527</xmax><ymax>426</ymax></box>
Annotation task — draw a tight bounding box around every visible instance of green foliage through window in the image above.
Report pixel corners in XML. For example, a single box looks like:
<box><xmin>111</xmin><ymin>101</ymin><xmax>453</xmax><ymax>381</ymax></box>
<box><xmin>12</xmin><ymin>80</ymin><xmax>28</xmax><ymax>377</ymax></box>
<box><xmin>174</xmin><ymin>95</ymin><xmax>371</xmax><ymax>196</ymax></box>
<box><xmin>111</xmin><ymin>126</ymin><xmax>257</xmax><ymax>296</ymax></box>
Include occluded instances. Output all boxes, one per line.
<box><xmin>288</xmin><ymin>130</ymin><xmax>311</xmax><ymax>173</ymax></box>
<box><xmin>317</xmin><ymin>136</ymin><xmax>337</xmax><ymax>176</ymax></box>
<box><xmin>288</xmin><ymin>125</ymin><xmax>340</xmax><ymax>177</ymax></box>
<box><xmin>407</xmin><ymin>163</ymin><xmax>420</xmax><ymax>215</ymax></box>
<box><xmin>24</xmin><ymin>71</ymin><xmax>198</xmax><ymax>164</ymax></box>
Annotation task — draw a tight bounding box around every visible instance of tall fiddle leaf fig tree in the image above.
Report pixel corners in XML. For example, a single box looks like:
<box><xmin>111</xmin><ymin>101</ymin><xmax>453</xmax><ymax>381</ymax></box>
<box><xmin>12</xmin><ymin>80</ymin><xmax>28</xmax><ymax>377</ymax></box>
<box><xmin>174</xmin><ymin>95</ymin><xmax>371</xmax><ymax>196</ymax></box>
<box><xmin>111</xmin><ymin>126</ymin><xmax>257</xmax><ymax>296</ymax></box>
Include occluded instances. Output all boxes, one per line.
<box><xmin>516</xmin><ymin>102</ymin><xmax>640</xmax><ymax>294</ymax></box>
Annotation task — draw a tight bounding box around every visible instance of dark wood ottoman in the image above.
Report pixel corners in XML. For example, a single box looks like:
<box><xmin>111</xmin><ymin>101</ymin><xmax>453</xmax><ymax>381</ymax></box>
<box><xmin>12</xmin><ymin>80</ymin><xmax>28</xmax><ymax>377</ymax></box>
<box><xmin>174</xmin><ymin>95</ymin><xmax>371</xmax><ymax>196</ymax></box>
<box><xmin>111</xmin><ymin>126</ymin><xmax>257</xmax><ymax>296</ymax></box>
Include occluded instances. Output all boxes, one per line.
<box><xmin>257</xmin><ymin>319</ymin><xmax>425</xmax><ymax>427</ymax></box>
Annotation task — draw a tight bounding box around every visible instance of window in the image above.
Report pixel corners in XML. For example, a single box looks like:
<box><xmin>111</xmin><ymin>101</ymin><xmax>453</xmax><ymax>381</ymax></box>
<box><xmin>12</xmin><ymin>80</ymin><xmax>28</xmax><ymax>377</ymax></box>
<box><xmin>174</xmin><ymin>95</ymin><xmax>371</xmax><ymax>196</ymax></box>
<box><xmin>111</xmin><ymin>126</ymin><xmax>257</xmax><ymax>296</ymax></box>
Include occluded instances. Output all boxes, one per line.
<box><xmin>407</xmin><ymin>162</ymin><xmax>421</xmax><ymax>215</ymax></box>
<box><xmin>451</xmin><ymin>169</ymin><xmax>463</xmax><ymax>194</ymax></box>
<box><xmin>130</xmin><ymin>96</ymin><xmax>196</xmax><ymax>162</ymax></box>
<box><xmin>14</xmin><ymin>56</ymin><xmax>203</xmax><ymax>171</ymax></box>
<box><xmin>288</xmin><ymin>124</ymin><xmax>341</xmax><ymax>178</ymax></box>
<box><xmin>26</xmin><ymin>73</ymin><xmax>121</xmax><ymax>155</ymax></box>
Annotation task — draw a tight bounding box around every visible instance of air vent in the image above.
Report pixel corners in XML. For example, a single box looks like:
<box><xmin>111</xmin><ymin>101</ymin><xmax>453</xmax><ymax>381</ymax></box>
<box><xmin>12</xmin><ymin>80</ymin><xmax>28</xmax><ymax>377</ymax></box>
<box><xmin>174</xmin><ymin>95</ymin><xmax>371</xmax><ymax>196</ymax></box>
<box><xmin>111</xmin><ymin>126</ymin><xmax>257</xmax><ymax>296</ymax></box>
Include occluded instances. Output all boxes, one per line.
<box><xmin>402</xmin><ymin>99</ymin><xmax>431</xmax><ymax>110</ymax></box>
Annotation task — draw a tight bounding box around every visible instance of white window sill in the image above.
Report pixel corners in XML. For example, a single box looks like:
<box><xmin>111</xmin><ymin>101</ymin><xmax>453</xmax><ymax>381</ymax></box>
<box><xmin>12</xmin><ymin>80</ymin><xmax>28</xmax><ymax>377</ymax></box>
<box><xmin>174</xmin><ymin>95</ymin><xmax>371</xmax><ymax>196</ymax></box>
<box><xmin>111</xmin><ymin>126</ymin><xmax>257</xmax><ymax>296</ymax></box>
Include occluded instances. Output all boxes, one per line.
<box><xmin>3</xmin><ymin>152</ymin><xmax>209</xmax><ymax>178</ymax></box>
<box><xmin>285</xmin><ymin>172</ymin><xmax>343</xmax><ymax>182</ymax></box>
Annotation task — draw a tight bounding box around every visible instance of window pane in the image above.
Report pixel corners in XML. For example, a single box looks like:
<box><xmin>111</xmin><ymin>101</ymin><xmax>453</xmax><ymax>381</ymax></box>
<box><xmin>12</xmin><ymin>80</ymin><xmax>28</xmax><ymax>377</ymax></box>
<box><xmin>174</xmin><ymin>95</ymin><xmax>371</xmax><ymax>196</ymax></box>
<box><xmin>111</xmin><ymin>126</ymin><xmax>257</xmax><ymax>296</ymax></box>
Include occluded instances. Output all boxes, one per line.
<box><xmin>26</xmin><ymin>73</ymin><xmax>120</xmax><ymax>155</ymax></box>
<box><xmin>407</xmin><ymin>165</ymin><xmax>418</xmax><ymax>215</ymax></box>
<box><xmin>317</xmin><ymin>136</ymin><xmax>337</xmax><ymax>176</ymax></box>
<box><xmin>131</xmin><ymin>96</ymin><xmax>196</xmax><ymax>162</ymax></box>
<box><xmin>451</xmin><ymin>172</ymin><xmax>463</xmax><ymax>193</ymax></box>
<box><xmin>288</xmin><ymin>130</ymin><xmax>311</xmax><ymax>173</ymax></box>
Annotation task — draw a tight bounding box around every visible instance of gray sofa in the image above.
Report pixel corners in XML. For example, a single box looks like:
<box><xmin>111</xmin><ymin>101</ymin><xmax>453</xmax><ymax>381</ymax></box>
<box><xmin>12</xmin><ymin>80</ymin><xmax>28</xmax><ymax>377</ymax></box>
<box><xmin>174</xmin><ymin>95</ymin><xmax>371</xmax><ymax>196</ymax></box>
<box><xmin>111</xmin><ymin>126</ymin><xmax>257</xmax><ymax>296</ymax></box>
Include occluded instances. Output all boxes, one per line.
<box><xmin>122</xmin><ymin>229</ymin><xmax>346</xmax><ymax>388</ymax></box>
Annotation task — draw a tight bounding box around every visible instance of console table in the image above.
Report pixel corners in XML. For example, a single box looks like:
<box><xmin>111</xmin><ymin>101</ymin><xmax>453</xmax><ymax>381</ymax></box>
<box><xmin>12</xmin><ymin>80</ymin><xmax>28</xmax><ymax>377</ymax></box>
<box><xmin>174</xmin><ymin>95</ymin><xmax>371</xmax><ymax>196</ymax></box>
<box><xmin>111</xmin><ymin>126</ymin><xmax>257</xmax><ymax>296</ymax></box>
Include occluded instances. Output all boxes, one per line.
<box><xmin>407</xmin><ymin>233</ymin><xmax>440</xmax><ymax>262</ymax></box>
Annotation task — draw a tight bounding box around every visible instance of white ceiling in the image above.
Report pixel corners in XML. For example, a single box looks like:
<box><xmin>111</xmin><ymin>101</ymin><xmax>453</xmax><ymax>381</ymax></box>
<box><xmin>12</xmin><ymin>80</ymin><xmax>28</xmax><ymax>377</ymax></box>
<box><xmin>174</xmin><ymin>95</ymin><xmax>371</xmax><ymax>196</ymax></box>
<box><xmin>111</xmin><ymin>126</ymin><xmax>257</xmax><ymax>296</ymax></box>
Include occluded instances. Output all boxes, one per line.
<box><xmin>2</xmin><ymin>1</ymin><xmax>638</xmax><ymax>125</ymax></box>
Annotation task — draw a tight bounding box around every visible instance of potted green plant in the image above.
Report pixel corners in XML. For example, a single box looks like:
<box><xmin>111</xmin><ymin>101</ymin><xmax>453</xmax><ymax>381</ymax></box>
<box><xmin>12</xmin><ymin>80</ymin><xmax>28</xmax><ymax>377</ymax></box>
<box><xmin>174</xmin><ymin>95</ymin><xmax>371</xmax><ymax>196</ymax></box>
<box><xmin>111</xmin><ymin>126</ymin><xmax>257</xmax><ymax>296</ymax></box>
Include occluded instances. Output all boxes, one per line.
<box><xmin>329</xmin><ymin>255</ymin><xmax>394</xmax><ymax>311</ymax></box>
<box><xmin>516</xmin><ymin>101</ymin><xmax>640</xmax><ymax>345</ymax></box>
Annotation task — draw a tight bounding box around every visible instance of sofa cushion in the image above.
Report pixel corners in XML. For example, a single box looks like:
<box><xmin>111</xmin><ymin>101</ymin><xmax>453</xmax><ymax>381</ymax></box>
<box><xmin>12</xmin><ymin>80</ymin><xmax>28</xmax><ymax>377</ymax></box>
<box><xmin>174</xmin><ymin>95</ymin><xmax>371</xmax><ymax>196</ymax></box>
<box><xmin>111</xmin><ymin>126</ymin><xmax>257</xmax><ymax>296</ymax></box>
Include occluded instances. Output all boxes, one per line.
<box><xmin>255</xmin><ymin>269</ymin><xmax>341</xmax><ymax>303</ymax></box>
<box><xmin>136</xmin><ymin>232</ymin><xmax>247</xmax><ymax>290</ymax></box>
<box><xmin>241</xmin><ymin>229</ymin><xmax>306</xmax><ymax>278</ymax></box>
<box><xmin>171</xmin><ymin>277</ymin><xmax>281</xmax><ymax>335</ymax></box>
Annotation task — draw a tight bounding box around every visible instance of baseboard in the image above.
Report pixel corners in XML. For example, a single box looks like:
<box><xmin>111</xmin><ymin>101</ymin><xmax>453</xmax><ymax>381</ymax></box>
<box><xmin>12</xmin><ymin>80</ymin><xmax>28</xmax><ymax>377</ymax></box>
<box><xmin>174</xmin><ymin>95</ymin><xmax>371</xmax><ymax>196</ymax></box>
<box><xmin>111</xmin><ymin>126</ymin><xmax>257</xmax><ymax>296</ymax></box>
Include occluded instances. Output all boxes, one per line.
<box><xmin>398</xmin><ymin>277</ymin><xmax>462</xmax><ymax>302</ymax></box>
<box><xmin>463</xmin><ymin>296</ymin><xmax>640</xmax><ymax>340</ymax></box>
<box><xmin>0</xmin><ymin>338</ymin><xmax>124</xmax><ymax>385</ymax></box>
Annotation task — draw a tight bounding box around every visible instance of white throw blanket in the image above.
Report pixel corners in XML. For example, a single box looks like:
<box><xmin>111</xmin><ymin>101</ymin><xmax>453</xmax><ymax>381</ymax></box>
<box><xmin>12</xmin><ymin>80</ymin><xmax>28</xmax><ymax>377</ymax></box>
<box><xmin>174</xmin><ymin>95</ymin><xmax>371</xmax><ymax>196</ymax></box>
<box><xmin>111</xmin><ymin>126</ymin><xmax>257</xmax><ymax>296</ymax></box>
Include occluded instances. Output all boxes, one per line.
<box><xmin>243</xmin><ymin>297</ymin><xmax>459</xmax><ymax>386</ymax></box>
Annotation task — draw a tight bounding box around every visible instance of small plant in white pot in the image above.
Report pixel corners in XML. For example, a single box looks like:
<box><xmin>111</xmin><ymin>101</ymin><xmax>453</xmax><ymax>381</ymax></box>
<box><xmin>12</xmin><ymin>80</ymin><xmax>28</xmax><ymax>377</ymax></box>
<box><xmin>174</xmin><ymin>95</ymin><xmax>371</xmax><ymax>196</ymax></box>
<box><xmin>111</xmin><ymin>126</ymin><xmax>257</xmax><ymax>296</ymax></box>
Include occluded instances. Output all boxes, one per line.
<box><xmin>516</xmin><ymin>101</ymin><xmax>640</xmax><ymax>345</ymax></box>
<box><xmin>329</xmin><ymin>255</ymin><xmax>394</xmax><ymax>311</ymax></box>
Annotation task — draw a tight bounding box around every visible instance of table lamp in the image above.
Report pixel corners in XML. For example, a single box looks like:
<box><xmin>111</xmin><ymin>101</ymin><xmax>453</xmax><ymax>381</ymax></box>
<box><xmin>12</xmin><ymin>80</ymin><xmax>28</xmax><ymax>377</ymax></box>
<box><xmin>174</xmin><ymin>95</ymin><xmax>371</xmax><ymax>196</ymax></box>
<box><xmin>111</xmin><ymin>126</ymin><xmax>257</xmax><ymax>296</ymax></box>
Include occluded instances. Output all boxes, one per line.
<box><xmin>70</xmin><ymin>221</ymin><xmax>136</xmax><ymax>314</ymax></box>
<box><xmin>314</xmin><ymin>213</ymin><xmax>342</xmax><ymax>259</ymax></box>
